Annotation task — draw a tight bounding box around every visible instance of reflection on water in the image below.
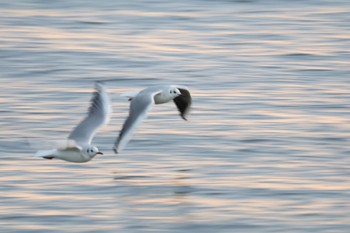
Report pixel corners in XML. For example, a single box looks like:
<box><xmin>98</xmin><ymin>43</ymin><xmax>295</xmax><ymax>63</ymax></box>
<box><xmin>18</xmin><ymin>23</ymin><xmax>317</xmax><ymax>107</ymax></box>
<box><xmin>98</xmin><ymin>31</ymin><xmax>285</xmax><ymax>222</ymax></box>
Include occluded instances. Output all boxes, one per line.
<box><xmin>1</xmin><ymin>0</ymin><xmax>350</xmax><ymax>232</ymax></box>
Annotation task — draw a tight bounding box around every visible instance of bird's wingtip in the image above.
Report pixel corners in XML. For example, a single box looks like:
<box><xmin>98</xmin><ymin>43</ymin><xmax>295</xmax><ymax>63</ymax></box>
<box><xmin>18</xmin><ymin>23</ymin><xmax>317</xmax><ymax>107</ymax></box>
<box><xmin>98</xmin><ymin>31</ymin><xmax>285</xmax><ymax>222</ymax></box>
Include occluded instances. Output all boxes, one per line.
<box><xmin>181</xmin><ymin>114</ymin><xmax>188</xmax><ymax>121</ymax></box>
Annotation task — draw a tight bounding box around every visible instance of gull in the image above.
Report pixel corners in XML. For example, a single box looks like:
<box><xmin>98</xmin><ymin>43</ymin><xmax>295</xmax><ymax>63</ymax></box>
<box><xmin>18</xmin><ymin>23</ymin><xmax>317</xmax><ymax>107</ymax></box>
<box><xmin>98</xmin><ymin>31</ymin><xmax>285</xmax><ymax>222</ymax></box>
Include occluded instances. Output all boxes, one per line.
<box><xmin>34</xmin><ymin>82</ymin><xmax>111</xmax><ymax>163</ymax></box>
<box><xmin>113</xmin><ymin>85</ymin><xmax>192</xmax><ymax>153</ymax></box>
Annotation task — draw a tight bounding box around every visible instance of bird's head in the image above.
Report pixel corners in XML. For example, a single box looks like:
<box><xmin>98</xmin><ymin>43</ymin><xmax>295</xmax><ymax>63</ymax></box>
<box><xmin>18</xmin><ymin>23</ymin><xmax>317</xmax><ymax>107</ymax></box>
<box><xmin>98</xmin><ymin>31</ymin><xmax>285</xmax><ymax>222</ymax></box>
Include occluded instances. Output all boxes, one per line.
<box><xmin>84</xmin><ymin>145</ymin><xmax>103</xmax><ymax>157</ymax></box>
<box><xmin>167</xmin><ymin>86</ymin><xmax>182</xmax><ymax>98</ymax></box>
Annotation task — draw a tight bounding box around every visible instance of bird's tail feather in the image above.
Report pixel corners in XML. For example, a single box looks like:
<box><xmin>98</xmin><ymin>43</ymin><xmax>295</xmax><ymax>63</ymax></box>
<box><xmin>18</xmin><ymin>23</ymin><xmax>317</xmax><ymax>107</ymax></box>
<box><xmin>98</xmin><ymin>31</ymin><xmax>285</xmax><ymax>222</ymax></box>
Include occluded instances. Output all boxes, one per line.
<box><xmin>121</xmin><ymin>92</ymin><xmax>139</xmax><ymax>101</ymax></box>
<box><xmin>34</xmin><ymin>149</ymin><xmax>56</xmax><ymax>158</ymax></box>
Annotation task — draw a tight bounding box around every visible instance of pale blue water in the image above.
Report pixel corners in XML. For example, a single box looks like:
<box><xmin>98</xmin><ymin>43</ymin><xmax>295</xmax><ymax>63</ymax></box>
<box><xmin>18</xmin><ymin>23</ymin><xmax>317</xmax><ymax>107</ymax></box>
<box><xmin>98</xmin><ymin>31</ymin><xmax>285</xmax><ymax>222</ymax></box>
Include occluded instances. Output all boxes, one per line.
<box><xmin>1</xmin><ymin>0</ymin><xmax>350</xmax><ymax>232</ymax></box>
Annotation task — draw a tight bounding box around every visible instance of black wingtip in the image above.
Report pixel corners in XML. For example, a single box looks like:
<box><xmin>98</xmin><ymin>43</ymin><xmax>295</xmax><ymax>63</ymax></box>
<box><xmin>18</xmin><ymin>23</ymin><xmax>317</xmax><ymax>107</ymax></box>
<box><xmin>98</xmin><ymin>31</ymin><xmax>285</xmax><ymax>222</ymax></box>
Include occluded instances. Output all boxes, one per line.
<box><xmin>173</xmin><ymin>87</ymin><xmax>191</xmax><ymax>121</ymax></box>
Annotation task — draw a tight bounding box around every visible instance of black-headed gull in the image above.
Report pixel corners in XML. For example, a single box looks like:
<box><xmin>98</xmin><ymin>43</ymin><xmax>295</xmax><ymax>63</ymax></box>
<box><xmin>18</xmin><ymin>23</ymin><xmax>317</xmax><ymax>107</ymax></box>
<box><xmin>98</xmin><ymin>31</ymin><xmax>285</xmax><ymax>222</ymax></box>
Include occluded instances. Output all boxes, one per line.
<box><xmin>34</xmin><ymin>82</ymin><xmax>111</xmax><ymax>163</ymax></box>
<box><xmin>113</xmin><ymin>85</ymin><xmax>192</xmax><ymax>153</ymax></box>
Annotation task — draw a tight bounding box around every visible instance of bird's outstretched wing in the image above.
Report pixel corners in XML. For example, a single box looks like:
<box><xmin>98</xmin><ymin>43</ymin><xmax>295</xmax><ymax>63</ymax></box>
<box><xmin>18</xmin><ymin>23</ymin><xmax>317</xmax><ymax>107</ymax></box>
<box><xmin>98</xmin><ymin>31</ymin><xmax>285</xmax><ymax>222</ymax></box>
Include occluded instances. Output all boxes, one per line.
<box><xmin>68</xmin><ymin>82</ymin><xmax>111</xmax><ymax>146</ymax></box>
<box><xmin>173</xmin><ymin>86</ymin><xmax>192</xmax><ymax>120</ymax></box>
<box><xmin>113</xmin><ymin>90</ymin><xmax>160</xmax><ymax>153</ymax></box>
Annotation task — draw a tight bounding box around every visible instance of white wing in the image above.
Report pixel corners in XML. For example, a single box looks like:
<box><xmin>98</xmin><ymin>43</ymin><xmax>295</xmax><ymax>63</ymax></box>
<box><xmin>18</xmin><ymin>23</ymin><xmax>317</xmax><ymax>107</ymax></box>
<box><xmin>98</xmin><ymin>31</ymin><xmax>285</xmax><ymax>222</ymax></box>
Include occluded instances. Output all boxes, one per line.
<box><xmin>113</xmin><ymin>88</ymin><xmax>161</xmax><ymax>153</ymax></box>
<box><xmin>68</xmin><ymin>82</ymin><xmax>111</xmax><ymax>146</ymax></box>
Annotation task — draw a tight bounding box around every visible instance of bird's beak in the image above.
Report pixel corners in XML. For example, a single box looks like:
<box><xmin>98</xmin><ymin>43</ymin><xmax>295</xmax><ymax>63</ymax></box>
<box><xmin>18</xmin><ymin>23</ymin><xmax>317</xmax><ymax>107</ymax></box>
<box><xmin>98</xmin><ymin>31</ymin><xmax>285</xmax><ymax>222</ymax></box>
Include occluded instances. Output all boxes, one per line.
<box><xmin>97</xmin><ymin>152</ymin><xmax>103</xmax><ymax>155</ymax></box>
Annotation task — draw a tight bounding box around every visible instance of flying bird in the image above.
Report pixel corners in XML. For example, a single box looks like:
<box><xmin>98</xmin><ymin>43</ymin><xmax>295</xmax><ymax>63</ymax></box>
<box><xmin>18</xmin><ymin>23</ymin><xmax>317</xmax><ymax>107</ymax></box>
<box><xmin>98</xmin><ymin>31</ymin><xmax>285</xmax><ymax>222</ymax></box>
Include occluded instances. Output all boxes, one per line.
<box><xmin>113</xmin><ymin>85</ymin><xmax>192</xmax><ymax>153</ymax></box>
<box><xmin>34</xmin><ymin>82</ymin><xmax>111</xmax><ymax>163</ymax></box>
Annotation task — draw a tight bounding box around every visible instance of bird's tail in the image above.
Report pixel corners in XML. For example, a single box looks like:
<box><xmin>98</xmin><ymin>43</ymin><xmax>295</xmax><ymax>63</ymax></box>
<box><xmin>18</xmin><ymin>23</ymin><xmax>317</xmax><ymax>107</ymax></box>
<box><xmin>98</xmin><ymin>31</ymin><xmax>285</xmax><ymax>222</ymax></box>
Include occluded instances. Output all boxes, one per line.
<box><xmin>121</xmin><ymin>92</ymin><xmax>139</xmax><ymax>101</ymax></box>
<box><xmin>34</xmin><ymin>149</ymin><xmax>56</xmax><ymax>158</ymax></box>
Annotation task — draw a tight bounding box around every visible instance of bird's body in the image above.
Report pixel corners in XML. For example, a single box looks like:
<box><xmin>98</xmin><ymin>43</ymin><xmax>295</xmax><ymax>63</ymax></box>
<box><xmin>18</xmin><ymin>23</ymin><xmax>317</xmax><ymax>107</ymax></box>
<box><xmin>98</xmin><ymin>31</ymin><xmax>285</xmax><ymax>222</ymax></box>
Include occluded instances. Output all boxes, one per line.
<box><xmin>34</xmin><ymin>142</ymin><xmax>102</xmax><ymax>163</ymax></box>
<box><xmin>122</xmin><ymin>85</ymin><xmax>176</xmax><ymax>104</ymax></box>
<box><xmin>114</xmin><ymin>85</ymin><xmax>192</xmax><ymax>153</ymax></box>
<box><xmin>34</xmin><ymin>82</ymin><xmax>111</xmax><ymax>163</ymax></box>
<box><xmin>36</xmin><ymin>147</ymin><xmax>89</xmax><ymax>163</ymax></box>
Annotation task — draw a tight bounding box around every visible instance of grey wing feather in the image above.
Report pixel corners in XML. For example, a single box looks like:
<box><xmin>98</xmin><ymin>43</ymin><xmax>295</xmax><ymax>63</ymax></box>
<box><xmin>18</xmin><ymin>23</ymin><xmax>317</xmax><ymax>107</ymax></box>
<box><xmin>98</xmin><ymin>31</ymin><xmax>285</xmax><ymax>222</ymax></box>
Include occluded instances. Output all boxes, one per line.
<box><xmin>173</xmin><ymin>87</ymin><xmax>192</xmax><ymax>120</ymax></box>
<box><xmin>68</xmin><ymin>82</ymin><xmax>111</xmax><ymax>146</ymax></box>
<box><xmin>113</xmin><ymin>92</ymin><xmax>156</xmax><ymax>153</ymax></box>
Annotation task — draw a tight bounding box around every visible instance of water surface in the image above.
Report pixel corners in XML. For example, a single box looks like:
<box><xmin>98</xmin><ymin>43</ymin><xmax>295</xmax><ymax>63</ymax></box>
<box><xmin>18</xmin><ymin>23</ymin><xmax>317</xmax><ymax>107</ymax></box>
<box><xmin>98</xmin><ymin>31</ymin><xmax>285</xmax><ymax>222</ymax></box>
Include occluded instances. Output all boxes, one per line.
<box><xmin>1</xmin><ymin>0</ymin><xmax>350</xmax><ymax>232</ymax></box>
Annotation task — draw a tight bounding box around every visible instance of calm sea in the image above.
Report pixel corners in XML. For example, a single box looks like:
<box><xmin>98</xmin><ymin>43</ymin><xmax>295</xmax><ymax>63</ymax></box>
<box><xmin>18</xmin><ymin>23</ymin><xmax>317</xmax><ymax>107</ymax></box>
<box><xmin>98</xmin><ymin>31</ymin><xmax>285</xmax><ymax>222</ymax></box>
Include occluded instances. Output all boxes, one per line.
<box><xmin>1</xmin><ymin>0</ymin><xmax>350</xmax><ymax>232</ymax></box>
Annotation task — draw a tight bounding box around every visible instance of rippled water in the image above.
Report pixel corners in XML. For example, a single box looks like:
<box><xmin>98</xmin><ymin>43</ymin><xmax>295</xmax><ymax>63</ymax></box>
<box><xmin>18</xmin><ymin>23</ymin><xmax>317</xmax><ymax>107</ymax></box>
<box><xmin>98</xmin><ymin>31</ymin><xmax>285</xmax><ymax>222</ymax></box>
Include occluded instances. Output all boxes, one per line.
<box><xmin>1</xmin><ymin>0</ymin><xmax>350</xmax><ymax>232</ymax></box>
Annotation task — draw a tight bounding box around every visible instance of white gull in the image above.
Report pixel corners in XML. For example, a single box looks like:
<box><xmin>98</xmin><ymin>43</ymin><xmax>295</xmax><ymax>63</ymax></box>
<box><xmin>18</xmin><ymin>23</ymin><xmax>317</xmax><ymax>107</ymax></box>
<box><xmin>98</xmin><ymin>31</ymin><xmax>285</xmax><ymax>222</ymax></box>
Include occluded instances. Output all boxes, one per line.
<box><xmin>113</xmin><ymin>85</ymin><xmax>192</xmax><ymax>153</ymax></box>
<box><xmin>34</xmin><ymin>82</ymin><xmax>111</xmax><ymax>163</ymax></box>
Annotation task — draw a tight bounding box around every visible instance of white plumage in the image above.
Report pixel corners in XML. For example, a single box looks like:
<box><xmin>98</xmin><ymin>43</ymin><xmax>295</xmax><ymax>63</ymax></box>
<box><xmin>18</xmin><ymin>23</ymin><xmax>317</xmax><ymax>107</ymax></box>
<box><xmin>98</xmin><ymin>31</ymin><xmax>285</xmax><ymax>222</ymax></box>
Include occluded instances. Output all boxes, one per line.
<box><xmin>33</xmin><ymin>82</ymin><xmax>111</xmax><ymax>163</ymax></box>
<box><xmin>113</xmin><ymin>85</ymin><xmax>192</xmax><ymax>153</ymax></box>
